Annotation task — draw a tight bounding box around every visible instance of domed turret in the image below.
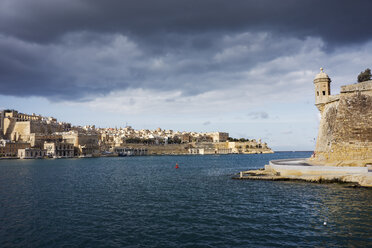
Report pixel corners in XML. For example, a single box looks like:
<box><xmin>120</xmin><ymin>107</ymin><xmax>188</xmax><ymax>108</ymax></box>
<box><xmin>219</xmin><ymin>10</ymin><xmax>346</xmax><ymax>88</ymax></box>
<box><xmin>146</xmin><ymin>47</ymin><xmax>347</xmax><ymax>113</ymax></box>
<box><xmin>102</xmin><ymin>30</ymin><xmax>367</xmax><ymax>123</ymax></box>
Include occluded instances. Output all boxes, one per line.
<box><xmin>314</xmin><ymin>68</ymin><xmax>330</xmax><ymax>81</ymax></box>
<box><xmin>314</xmin><ymin>68</ymin><xmax>331</xmax><ymax>110</ymax></box>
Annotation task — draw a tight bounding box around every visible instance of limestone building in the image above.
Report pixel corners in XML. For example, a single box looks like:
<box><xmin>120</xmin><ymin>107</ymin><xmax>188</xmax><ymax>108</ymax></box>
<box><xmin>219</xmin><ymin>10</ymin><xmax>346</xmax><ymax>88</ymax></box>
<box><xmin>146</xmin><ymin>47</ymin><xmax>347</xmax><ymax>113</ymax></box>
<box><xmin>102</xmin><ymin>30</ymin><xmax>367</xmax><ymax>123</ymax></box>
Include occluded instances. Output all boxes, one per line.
<box><xmin>44</xmin><ymin>141</ymin><xmax>74</xmax><ymax>158</ymax></box>
<box><xmin>0</xmin><ymin>140</ymin><xmax>30</xmax><ymax>157</ymax></box>
<box><xmin>1</xmin><ymin>110</ymin><xmax>70</xmax><ymax>144</ymax></box>
<box><xmin>312</xmin><ymin>68</ymin><xmax>372</xmax><ymax>166</ymax></box>
<box><xmin>60</xmin><ymin>131</ymin><xmax>100</xmax><ymax>156</ymax></box>
<box><xmin>18</xmin><ymin>148</ymin><xmax>47</xmax><ymax>159</ymax></box>
<box><xmin>209</xmin><ymin>132</ymin><xmax>229</xmax><ymax>143</ymax></box>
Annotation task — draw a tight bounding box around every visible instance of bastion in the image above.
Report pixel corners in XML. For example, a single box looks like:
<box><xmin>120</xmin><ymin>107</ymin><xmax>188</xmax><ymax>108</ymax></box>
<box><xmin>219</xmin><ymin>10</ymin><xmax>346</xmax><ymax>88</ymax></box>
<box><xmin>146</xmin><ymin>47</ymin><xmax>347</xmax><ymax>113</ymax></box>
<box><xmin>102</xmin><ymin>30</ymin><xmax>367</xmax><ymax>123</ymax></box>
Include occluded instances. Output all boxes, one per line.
<box><xmin>310</xmin><ymin>69</ymin><xmax>372</xmax><ymax>167</ymax></box>
<box><xmin>235</xmin><ymin>68</ymin><xmax>372</xmax><ymax>187</ymax></box>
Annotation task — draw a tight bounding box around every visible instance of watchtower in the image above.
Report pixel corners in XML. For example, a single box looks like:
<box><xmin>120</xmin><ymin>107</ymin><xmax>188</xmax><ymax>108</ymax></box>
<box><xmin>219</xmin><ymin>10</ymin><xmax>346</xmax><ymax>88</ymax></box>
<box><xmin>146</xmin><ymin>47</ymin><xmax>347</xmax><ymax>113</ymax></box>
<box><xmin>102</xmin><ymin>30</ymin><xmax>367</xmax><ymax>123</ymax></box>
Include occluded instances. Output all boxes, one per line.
<box><xmin>314</xmin><ymin>68</ymin><xmax>331</xmax><ymax>111</ymax></box>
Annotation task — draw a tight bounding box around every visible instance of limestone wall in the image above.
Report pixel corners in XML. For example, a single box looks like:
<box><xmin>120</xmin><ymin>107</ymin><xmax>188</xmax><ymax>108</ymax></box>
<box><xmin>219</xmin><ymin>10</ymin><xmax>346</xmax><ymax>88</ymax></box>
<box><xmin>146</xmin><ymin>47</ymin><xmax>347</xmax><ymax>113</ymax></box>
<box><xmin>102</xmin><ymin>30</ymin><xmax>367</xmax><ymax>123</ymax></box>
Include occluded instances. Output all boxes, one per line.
<box><xmin>30</xmin><ymin>121</ymin><xmax>66</xmax><ymax>134</ymax></box>
<box><xmin>314</xmin><ymin>101</ymin><xmax>339</xmax><ymax>154</ymax></box>
<box><xmin>313</xmin><ymin>84</ymin><xmax>372</xmax><ymax>166</ymax></box>
<box><xmin>3</xmin><ymin>120</ymin><xmax>31</xmax><ymax>141</ymax></box>
<box><xmin>340</xmin><ymin>80</ymin><xmax>372</xmax><ymax>93</ymax></box>
<box><xmin>14</xmin><ymin>121</ymin><xmax>31</xmax><ymax>138</ymax></box>
<box><xmin>123</xmin><ymin>143</ymin><xmax>190</xmax><ymax>155</ymax></box>
<box><xmin>4</xmin><ymin>118</ymin><xmax>68</xmax><ymax>142</ymax></box>
<box><xmin>266</xmin><ymin>162</ymin><xmax>368</xmax><ymax>176</ymax></box>
<box><xmin>123</xmin><ymin>141</ymin><xmax>273</xmax><ymax>155</ymax></box>
<box><xmin>227</xmin><ymin>141</ymin><xmax>273</xmax><ymax>154</ymax></box>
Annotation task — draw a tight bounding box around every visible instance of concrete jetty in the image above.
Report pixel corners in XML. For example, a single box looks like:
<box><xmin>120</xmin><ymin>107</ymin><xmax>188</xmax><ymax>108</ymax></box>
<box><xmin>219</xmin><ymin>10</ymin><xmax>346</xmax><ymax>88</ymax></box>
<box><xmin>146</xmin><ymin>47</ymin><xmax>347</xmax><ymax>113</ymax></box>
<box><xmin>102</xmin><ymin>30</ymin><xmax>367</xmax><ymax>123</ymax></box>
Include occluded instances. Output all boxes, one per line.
<box><xmin>234</xmin><ymin>158</ymin><xmax>372</xmax><ymax>187</ymax></box>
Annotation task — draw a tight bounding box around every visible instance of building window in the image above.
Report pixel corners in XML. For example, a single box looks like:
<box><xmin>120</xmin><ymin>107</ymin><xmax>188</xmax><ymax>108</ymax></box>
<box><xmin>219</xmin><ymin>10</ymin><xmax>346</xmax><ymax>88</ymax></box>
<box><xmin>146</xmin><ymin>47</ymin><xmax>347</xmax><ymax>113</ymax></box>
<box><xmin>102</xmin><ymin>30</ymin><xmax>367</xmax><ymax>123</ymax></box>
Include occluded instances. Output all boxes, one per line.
<box><xmin>317</xmin><ymin>91</ymin><xmax>319</xmax><ymax>96</ymax></box>
<box><xmin>322</xmin><ymin>91</ymin><xmax>326</xmax><ymax>95</ymax></box>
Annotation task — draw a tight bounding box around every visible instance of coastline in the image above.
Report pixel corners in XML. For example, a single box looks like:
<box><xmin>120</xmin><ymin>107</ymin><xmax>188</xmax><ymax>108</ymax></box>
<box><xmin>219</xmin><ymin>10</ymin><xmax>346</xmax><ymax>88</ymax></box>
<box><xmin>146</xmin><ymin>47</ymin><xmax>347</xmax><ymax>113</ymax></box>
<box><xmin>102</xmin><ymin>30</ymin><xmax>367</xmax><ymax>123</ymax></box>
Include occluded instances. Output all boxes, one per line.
<box><xmin>0</xmin><ymin>151</ymin><xmax>275</xmax><ymax>160</ymax></box>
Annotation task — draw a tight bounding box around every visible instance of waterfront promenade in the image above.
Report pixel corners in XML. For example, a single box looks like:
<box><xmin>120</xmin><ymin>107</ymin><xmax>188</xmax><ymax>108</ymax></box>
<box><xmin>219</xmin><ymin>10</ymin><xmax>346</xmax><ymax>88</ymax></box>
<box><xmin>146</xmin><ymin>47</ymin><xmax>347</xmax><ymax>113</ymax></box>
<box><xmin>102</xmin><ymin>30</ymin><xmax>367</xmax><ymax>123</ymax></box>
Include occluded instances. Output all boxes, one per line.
<box><xmin>236</xmin><ymin>158</ymin><xmax>372</xmax><ymax>187</ymax></box>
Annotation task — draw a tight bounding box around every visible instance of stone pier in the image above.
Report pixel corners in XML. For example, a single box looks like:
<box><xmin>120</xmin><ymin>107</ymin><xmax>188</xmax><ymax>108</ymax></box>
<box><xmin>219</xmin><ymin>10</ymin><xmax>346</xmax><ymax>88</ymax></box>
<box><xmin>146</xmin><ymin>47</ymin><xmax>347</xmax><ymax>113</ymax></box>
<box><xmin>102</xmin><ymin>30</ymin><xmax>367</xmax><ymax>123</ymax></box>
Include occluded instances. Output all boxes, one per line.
<box><xmin>234</xmin><ymin>158</ymin><xmax>372</xmax><ymax>187</ymax></box>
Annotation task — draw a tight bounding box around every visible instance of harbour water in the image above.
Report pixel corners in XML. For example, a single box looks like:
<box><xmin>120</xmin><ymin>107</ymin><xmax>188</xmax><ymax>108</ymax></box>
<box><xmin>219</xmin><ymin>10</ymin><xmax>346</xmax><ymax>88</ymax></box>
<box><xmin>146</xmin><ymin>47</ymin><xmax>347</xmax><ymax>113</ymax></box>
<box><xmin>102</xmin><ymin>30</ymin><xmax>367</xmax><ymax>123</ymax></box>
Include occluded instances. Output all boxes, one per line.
<box><xmin>0</xmin><ymin>152</ymin><xmax>371</xmax><ymax>247</ymax></box>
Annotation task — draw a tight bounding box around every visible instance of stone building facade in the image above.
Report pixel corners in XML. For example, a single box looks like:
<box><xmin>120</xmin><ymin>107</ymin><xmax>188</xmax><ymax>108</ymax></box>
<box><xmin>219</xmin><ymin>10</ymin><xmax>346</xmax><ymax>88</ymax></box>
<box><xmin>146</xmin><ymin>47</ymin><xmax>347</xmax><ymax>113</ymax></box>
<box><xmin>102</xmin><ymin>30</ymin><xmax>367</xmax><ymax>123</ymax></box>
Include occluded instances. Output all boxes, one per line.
<box><xmin>0</xmin><ymin>140</ymin><xmax>30</xmax><ymax>157</ymax></box>
<box><xmin>2</xmin><ymin>110</ymin><xmax>70</xmax><ymax>144</ymax></box>
<box><xmin>60</xmin><ymin>131</ymin><xmax>100</xmax><ymax>156</ymax></box>
<box><xmin>209</xmin><ymin>132</ymin><xmax>229</xmax><ymax>143</ymax></box>
<box><xmin>44</xmin><ymin>141</ymin><xmax>74</xmax><ymax>158</ymax></box>
<box><xmin>312</xmin><ymin>69</ymin><xmax>372</xmax><ymax>166</ymax></box>
<box><xmin>18</xmin><ymin>148</ymin><xmax>47</xmax><ymax>159</ymax></box>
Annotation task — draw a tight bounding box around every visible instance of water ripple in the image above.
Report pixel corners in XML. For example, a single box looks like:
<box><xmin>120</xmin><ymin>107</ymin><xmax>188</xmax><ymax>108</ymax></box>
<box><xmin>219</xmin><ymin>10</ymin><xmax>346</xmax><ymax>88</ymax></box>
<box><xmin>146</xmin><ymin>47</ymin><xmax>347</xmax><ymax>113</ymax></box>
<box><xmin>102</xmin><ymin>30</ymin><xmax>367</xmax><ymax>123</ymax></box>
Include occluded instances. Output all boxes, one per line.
<box><xmin>0</xmin><ymin>152</ymin><xmax>371</xmax><ymax>247</ymax></box>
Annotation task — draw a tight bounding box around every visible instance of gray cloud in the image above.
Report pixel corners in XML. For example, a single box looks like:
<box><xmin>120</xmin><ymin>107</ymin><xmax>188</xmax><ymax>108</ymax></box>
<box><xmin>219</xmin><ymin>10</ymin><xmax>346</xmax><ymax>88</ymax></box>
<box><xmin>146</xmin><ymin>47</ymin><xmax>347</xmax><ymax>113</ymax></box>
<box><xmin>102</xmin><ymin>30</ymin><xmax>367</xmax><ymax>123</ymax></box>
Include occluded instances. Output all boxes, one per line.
<box><xmin>203</xmin><ymin>121</ymin><xmax>211</xmax><ymax>126</ymax></box>
<box><xmin>247</xmin><ymin>112</ymin><xmax>269</xmax><ymax>120</ymax></box>
<box><xmin>0</xmin><ymin>0</ymin><xmax>371</xmax><ymax>101</ymax></box>
<box><xmin>0</xmin><ymin>31</ymin><xmax>310</xmax><ymax>100</ymax></box>
<box><xmin>1</xmin><ymin>0</ymin><xmax>371</xmax><ymax>45</ymax></box>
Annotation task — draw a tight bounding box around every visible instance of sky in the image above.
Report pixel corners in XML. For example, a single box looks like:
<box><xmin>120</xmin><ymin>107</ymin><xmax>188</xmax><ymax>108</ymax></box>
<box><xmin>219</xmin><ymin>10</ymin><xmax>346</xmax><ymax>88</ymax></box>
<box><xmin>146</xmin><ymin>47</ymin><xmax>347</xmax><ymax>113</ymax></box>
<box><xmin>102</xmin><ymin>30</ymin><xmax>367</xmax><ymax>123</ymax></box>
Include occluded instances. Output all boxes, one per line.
<box><xmin>1</xmin><ymin>0</ymin><xmax>372</xmax><ymax>151</ymax></box>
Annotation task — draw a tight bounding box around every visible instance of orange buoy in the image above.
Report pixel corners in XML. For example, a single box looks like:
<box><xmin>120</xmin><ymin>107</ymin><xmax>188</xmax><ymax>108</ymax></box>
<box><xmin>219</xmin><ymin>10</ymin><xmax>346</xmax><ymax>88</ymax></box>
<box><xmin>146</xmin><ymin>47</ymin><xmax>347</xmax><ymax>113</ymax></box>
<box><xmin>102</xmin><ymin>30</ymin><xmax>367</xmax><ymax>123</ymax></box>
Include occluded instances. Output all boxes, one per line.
<box><xmin>175</xmin><ymin>163</ymin><xmax>179</xmax><ymax>169</ymax></box>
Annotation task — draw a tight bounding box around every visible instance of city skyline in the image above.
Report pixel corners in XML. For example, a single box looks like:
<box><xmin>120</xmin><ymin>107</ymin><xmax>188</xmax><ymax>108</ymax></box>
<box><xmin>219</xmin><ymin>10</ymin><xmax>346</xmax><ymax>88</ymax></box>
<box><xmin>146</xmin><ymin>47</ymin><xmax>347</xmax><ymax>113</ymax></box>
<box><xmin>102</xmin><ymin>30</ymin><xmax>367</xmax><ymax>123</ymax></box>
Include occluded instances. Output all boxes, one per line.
<box><xmin>1</xmin><ymin>0</ymin><xmax>372</xmax><ymax>150</ymax></box>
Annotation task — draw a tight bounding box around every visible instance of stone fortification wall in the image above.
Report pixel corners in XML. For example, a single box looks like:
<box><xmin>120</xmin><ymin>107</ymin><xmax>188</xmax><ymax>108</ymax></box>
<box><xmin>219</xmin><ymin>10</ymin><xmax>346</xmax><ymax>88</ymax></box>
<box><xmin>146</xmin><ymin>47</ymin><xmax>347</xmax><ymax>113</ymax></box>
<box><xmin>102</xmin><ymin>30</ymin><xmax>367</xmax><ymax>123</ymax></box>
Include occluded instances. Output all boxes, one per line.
<box><xmin>340</xmin><ymin>80</ymin><xmax>372</xmax><ymax>93</ymax></box>
<box><xmin>123</xmin><ymin>141</ymin><xmax>273</xmax><ymax>155</ymax></box>
<box><xmin>124</xmin><ymin>143</ymin><xmax>190</xmax><ymax>155</ymax></box>
<box><xmin>61</xmin><ymin>132</ymin><xmax>100</xmax><ymax>156</ymax></box>
<box><xmin>4</xmin><ymin>119</ymin><xmax>67</xmax><ymax>142</ymax></box>
<box><xmin>227</xmin><ymin>141</ymin><xmax>273</xmax><ymax>154</ymax></box>
<box><xmin>2</xmin><ymin>119</ymin><xmax>31</xmax><ymax>141</ymax></box>
<box><xmin>12</xmin><ymin>121</ymin><xmax>31</xmax><ymax>140</ymax></box>
<box><xmin>30</xmin><ymin>121</ymin><xmax>66</xmax><ymax>134</ymax></box>
<box><xmin>313</xmin><ymin>82</ymin><xmax>372</xmax><ymax>166</ymax></box>
<box><xmin>314</xmin><ymin>101</ymin><xmax>339</xmax><ymax>153</ymax></box>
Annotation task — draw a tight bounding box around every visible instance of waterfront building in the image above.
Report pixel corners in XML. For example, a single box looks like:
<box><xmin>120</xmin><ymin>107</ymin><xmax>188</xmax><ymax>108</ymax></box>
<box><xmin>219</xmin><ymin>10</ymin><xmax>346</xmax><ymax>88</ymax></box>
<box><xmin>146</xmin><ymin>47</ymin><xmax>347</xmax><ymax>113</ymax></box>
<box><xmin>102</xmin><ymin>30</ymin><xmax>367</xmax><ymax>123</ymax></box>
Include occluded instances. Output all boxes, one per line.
<box><xmin>44</xmin><ymin>141</ymin><xmax>74</xmax><ymax>158</ymax></box>
<box><xmin>188</xmin><ymin>147</ymin><xmax>232</xmax><ymax>155</ymax></box>
<box><xmin>0</xmin><ymin>109</ymin><xmax>273</xmax><ymax>157</ymax></box>
<box><xmin>60</xmin><ymin>131</ymin><xmax>100</xmax><ymax>156</ymax></box>
<box><xmin>0</xmin><ymin>140</ymin><xmax>30</xmax><ymax>157</ymax></box>
<box><xmin>29</xmin><ymin>134</ymin><xmax>63</xmax><ymax>148</ymax></box>
<box><xmin>227</xmin><ymin>141</ymin><xmax>270</xmax><ymax>154</ymax></box>
<box><xmin>18</xmin><ymin>148</ymin><xmax>47</xmax><ymax>159</ymax></box>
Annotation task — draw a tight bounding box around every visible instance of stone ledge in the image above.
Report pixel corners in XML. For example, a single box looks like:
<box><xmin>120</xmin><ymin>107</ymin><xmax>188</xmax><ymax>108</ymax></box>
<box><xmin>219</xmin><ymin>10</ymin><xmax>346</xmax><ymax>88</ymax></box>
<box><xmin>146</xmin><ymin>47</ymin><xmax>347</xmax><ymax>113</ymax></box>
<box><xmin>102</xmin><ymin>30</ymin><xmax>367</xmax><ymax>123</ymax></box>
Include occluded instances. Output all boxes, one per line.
<box><xmin>235</xmin><ymin>158</ymin><xmax>372</xmax><ymax>187</ymax></box>
<box><xmin>340</xmin><ymin>80</ymin><xmax>372</xmax><ymax>93</ymax></box>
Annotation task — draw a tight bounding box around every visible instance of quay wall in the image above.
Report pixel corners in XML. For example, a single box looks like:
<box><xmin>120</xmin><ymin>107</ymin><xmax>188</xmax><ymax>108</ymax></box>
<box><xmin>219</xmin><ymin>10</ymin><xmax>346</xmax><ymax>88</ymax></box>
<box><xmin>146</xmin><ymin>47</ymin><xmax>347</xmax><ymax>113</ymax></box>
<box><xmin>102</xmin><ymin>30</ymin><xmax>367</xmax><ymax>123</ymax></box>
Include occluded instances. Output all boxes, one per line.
<box><xmin>123</xmin><ymin>143</ymin><xmax>190</xmax><ymax>155</ymax></box>
<box><xmin>265</xmin><ymin>163</ymin><xmax>368</xmax><ymax>176</ymax></box>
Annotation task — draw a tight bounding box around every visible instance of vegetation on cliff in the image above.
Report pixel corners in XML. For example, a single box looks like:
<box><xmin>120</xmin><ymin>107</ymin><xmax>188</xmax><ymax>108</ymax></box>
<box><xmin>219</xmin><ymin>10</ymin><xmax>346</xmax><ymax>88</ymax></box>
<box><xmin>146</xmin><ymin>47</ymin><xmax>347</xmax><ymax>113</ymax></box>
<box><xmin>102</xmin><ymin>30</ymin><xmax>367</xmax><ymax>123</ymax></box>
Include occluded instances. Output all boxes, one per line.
<box><xmin>357</xmin><ymin>68</ymin><xmax>371</xmax><ymax>82</ymax></box>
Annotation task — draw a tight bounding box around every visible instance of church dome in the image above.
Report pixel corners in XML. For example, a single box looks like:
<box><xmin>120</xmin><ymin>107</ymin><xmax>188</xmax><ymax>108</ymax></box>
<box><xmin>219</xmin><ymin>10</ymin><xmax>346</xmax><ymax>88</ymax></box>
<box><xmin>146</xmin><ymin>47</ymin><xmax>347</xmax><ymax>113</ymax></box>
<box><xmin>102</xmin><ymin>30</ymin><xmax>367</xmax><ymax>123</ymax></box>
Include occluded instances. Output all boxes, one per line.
<box><xmin>314</xmin><ymin>68</ymin><xmax>330</xmax><ymax>80</ymax></box>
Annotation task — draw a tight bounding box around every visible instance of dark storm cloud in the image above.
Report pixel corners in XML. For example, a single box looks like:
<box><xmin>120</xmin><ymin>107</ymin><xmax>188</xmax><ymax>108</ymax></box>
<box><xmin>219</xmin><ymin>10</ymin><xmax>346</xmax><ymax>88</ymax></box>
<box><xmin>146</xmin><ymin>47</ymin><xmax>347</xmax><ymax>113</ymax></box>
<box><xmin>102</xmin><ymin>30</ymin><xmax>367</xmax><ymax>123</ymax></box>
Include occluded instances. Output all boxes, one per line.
<box><xmin>1</xmin><ymin>0</ymin><xmax>371</xmax><ymax>45</ymax></box>
<box><xmin>0</xmin><ymin>0</ymin><xmax>371</xmax><ymax>100</ymax></box>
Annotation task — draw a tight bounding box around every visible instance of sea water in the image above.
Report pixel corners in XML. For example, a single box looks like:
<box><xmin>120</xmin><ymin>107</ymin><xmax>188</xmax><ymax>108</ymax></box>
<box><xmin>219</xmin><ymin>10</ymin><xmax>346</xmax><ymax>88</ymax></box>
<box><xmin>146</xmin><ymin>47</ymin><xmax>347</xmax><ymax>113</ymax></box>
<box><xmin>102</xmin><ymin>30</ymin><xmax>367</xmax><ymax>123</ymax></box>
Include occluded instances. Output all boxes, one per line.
<box><xmin>0</xmin><ymin>152</ymin><xmax>371</xmax><ymax>247</ymax></box>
